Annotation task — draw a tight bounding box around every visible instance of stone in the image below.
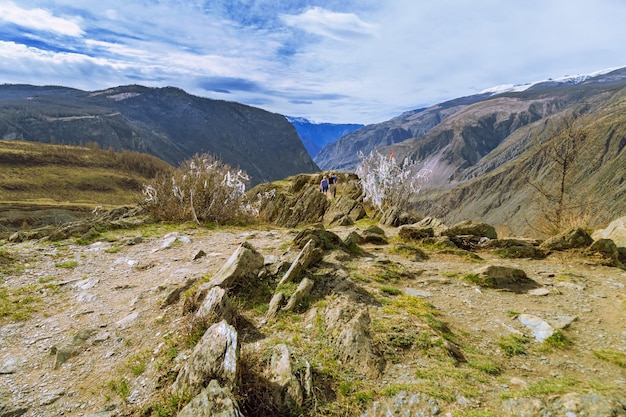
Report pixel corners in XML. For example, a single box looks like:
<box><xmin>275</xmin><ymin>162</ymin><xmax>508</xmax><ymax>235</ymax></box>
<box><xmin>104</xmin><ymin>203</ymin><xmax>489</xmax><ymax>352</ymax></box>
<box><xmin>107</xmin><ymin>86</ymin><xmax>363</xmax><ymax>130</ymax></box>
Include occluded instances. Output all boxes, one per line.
<box><xmin>587</xmin><ymin>238</ymin><xmax>620</xmax><ymax>265</ymax></box>
<box><xmin>283</xmin><ymin>278</ymin><xmax>315</xmax><ymax>312</ymax></box>
<box><xmin>197</xmin><ymin>242</ymin><xmax>265</xmax><ymax>292</ymax></box>
<box><xmin>322</xmin><ymin>296</ymin><xmax>384</xmax><ymax>377</ymax></box>
<box><xmin>50</xmin><ymin>328</ymin><xmax>97</xmax><ymax>369</ymax></box>
<box><xmin>443</xmin><ymin>220</ymin><xmax>497</xmax><ymax>239</ymax></box>
<box><xmin>266</xmin><ymin>344</ymin><xmax>305</xmax><ymax>411</ymax></box>
<box><xmin>177</xmin><ymin>380</ymin><xmax>243</xmax><ymax>417</ymax></box>
<box><xmin>472</xmin><ymin>265</ymin><xmax>537</xmax><ymax>291</ymax></box>
<box><xmin>292</xmin><ymin>227</ymin><xmax>345</xmax><ymax>250</ymax></box>
<box><xmin>160</xmin><ymin>277</ymin><xmax>197</xmax><ymax>308</ymax></box>
<box><xmin>278</xmin><ymin>239</ymin><xmax>323</xmax><ymax>286</ymax></box>
<box><xmin>195</xmin><ymin>286</ymin><xmax>234</xmax><ymax>325</ymax></box>
<box><xmin>265</xmin><ymin>292</ymin><xmax>286</xmax><ymax>321</ymax></box>
<box><xmin>540</xmin><ymin>227</ymin><xmax>593</xmax><ymax>251</ymax></box>
<box><xmin>173</xmin><ymin>320</ymin><xmax>239</xmax><ymax>396</ymax></box>
<box><xmin>361</xmin><ymin>226</ymin><xmax>388</xmax><ymax>244</ymax></box>
<box><xmin>398</xmin><ymin>224</ymin><xmax>434</xmax><ymax>241</ymax></box>
<box><xmin>379</xmin><ymin>207</ymin><xmax>418</xmax><ymax>227</ymax></box>
<box><xmin>502</xmin><ymin>392</ymin><xmax>626</xmax><ymax>417</ymax></box>
<box><xmin>518</xmin><ymin>314</ymin><xmax>554</xmax><ymax>342</ymax></box>
<box><xmin>323</xmin><ymin>195</ymin><xmax>366</xmax><ymax>226</ymax></box>
<box><xmin>592</xmin><ymin>216</ymin><xmax>626</xmax><ymax>248</ymax></box>
<box><xmin>361</xmin><ymin>391</ymin><xmax>440</xmax><ymax>417</ymax></box>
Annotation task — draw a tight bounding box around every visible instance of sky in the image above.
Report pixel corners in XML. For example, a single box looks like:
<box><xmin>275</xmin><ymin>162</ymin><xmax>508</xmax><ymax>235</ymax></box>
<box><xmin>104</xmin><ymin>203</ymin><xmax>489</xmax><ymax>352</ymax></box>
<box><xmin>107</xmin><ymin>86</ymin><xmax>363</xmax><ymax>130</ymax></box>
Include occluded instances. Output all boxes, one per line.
<box><xmin>0</xmin><ymin>1</ymin><xmax>625</xmax><ymax>124</ymax></box>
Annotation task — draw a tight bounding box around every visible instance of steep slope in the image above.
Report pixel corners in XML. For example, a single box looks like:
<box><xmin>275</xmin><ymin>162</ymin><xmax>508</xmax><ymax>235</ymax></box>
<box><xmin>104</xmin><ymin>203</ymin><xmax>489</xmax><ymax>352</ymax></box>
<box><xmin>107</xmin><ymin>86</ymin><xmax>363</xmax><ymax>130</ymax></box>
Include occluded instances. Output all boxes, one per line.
<box><xmin>0</xmin><ymin>85</ymin><xmax>319</xmax><ymax>185</ymax></box>
<box><xmin>313</xmin><ymin>94</ymin><xmax>491</xmax><ymax>171</ymax></box>
<box><xmin>286</xmin><ymin>116</ymin><xmax>363</xmax><ymax>158</ymax></box>
<box><xmin>412</xmin><ymin>84</ymin><xmax>626</xmax><ymax>236</ymax></box>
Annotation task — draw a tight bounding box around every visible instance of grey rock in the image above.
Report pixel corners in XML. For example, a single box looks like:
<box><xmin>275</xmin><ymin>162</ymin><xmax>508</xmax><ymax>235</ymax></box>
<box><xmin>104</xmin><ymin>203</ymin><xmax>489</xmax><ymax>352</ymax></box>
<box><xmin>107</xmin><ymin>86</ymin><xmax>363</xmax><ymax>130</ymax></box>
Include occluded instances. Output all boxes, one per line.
<box><xmin>323</xmin><ymin>195</ymin><xmax>366</xmax><ymax>226</ymax></box>
<box><xmin>161</xmin><ymin>277</ymin><xmax>198</xmax><ymax>308</ymax></box>
<box><xmin>592</xmin><ymin>216</ymin><xmax>626</xmax><ymax>248</ymax></box>
<box><xmin>443</xmin><ymin>220</ymin><xmax>497</xmax><ymax>239</ymax></box>
<box><xmin>518</xmin><ymin>314</ymin><xmax>554</xmax><ymax>342</ymax></box>
<box><xmin>50</xmin><ymin>328</ymin><xmax>97</xmax><ymax>369</ymax></box>
<box><xmin>398</xmin><ymin>224</ymin><xmax>435</xmax><ymax>241</ymax></box>
<box><xmin>501</xmin><ymin>392</ymin><xmax>626</xmax><ymax>417</ymax></box>
<box><xmin>265</xmin><ymin>292</ymin><xmax>286</xmax><ymax>321</ymax></box>
<box><xmin>173</xmin><ymin>320</ymin><xmax>239</xmax><ymax>396</ymax></box>
<box><xmin>278</xmin><ymin>239</ymin><xmax>322</xmax><ymax>286</ymax></box>
<box><xmin>195</xmin><ymin>286</ymin><xmax>234</xmax><ymax>325</ymax></box>
<box><xmin>266</xmin><ymin>344</ymin><xmax>305</xmax><ymax>411</ymax></box>
<box><xmin>322</xmin><ymin>296</ymin><xmax>384</xmax><ymax>377</ymax></box>
<box><xmin>283</xmin><ymin>278</ymin><xmax>314</xmax><ymax>312</ymax></box>
<box><xmin>177</xmin><ymin>380</ymin><xmax>243</xmax><ymax>417</ymax></box>
<box><xmin>540</xmin><ymin>227</ymin><xmax>593</xmax><ymax>251</ymax></box>
<box><xmin>379</xmin><ymin>207</ymin><xmax>418</xmax><ymax>227</ymax></box>
<box><xmin>203</xmin><ymin>242</ymin><xmax>264</xmax><ymax>290</ymax></box>
<box><xmin>361</xmin><ymin>391</ymin><xmax>440</xmax><ymax>417</ymax></box>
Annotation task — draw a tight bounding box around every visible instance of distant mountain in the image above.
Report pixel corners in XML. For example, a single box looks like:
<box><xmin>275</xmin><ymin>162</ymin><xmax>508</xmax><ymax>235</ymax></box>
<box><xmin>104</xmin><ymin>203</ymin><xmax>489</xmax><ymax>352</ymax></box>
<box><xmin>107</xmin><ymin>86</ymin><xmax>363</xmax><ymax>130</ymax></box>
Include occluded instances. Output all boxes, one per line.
<box><xmin>0</xmin><ymin>84</ymin><xmax>319</xmax><ymax>185</ymax></box>
<box><xmin>314</xmin><ymin>67</ymin><xmax>626</xmax><ymax>235</ymax></box>
<box><xmin>285</xmin><ymin>116</ymin><xmax>363</xmax><ymax>159</ymax></box>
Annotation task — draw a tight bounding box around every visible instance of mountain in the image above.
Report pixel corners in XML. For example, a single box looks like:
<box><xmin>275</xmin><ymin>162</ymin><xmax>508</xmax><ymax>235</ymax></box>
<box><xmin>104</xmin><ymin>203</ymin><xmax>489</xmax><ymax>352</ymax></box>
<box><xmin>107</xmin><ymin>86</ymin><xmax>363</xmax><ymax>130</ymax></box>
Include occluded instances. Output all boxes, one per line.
<box><xmin>0</xmin><ymin>84</ymin><xmax>319</xmax><ymax>185</ymax></box>
<box><xmin>285</xmin><ymin>116</ymin><xmax>363</xmax><ymax>159</ymax></box>
<box><xmin>314</xmin><ymin>67</ymin><xmax>626</xmax><ymax>235</ymax></box>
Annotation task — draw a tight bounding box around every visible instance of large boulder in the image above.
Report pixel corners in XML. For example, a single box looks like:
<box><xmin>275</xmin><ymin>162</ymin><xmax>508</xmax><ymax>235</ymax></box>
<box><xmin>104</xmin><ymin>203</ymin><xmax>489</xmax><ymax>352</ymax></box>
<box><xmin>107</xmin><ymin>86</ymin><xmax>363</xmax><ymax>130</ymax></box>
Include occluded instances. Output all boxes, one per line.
<box><xmin>278</xmin><ymin>239</ymin><xmax>323</xmax><ymax>286</ymax></box>
<box><xmin>187</xmin><ymin>242</ymin><xmax>264</xmax><ymax>311</ymax></box>
<box><xmin>443</xmin><ymin>220</ymin><xmax>497</xmax><ymax>239</ymax></box>
<box><xmin>323</xmin><ymin>195</ymin><xmax>366</xmax><ymax>226</ymax></box>
<box><xmin>173</xmin><ymin>320</ymin><xmax>240</xmax><ymax>396</ymax></box>
<box><xmin>322</xmin><ymin>296</ymin><xmax>384</xmax><ymax>377</ymax></box>
<box><xmin>195</xmin><ymin>286</ymin><xmax>234</xmax><ymax>325</ymax></box>
<box><xmin>539</xmin><ymin>227</ymin><xmax>593</xmax><ymax>251</ymax></box>
<box><xmin>265</xmin><ymin>344</ymin><xmax>306</xmax><ymax>412</ymax></box>
<box><xmin>361</xmin><ymin>392</ymin><xmax>441</xmax><ymax>417</ymax></box>
<box><xmin>292</xmin><ymin>226</ymin><xmax>345</xmax><ymax>251</ymax></box>
<box><xmin>398</xmin><ymin>224</ymin><xmax>435</xmax><ymax>241</ymax></box>
<box><xmin>501</xmin><ymin>392</ymin><xmax>626</xmax><ymax>417</ymax></box>
<box><xmin>177</xmin><ymin>380</ymin><xmax>243</xmax><ymax>417</ymax></box>
<box><xmin>379</xmin><ymin>207</ymin><xmax>418</xmax><ymax>227</ymax></box>
<box><xmin>592</xmin><ymin>216</ymin><xmax>626</xmax><ymax>247</ymax></box>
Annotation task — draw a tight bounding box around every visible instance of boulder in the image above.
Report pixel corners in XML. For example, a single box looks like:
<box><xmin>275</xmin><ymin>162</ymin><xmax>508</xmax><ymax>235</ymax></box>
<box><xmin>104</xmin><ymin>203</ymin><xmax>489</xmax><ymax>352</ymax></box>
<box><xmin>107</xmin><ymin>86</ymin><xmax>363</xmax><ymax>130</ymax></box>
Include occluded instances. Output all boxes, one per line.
<box><xmin>361</xmin><ymin>226</ymin><xmax>388</xmax><ymax>245</ymax></box>
<box><xmin>293</xmin><ymin>226</ymin><xmax>345</xmax><ymax>250</ymax></box>
<box><xmin>323</xmin><ymin>195</ymin><xmax>366</xmax><ymax>226</ymax></box>
<box><xmin>278</xmin><ymin>239</ymin><xmax>323</xmax><ymax>286</ymax></box>
<box><xmin>587</xmin><ymin>238</ymin><xmax>621</xmax><ymax>266</ymax></box>
<box><xmin>361</xmin><ymin>391</ymin><xmax>440</xmax><ymax>417</ymax></box>
<box><xmin>266</xmin><ymin>344</ymin><xmax>305</xmax><ymax>411</ymax></box>
<box><xmin>414</xmin><ymin>217</ymin><xmax>448</xmax><ymax>236</ymax></box>
<box><xmin>173</xmin><ymin>320</ymin><xmax>239</xmax><ymax>396</ymax></box>
<box><xmin>379</xmin><ymin>207</ymin><xmax>418</xmax><ymax>227</ymax></box>
<box><xmin>177</xmin><ymin>380</ymin><xmax>243</xmax><ymax>417</ymax></box>
<box><xmin>264</xmin><ymin>292</ymin><xmax>286</xmax><ymax>321</ymax></box>
<box><xmin>518</xmin><ymin>314</ymin><xmax>554</xmax><ymax>342</ymax></box>
<box><xmin>442</xmin><ymin>220</ymin><xmax>497</xmax><ymax>240</ymax></box>
<box><xmin>539</xmin><ymin>227</ymin><xmax>593</xmax><ymax>251</ymax></box>
<box><xmin>50</xmin><ymin>328</ymin><xmax>97</xmax><ymax>369</ymax></box>
<box><xmin>471</xmin><ymin>266</ymin><xmax>539</xmax><ymax>292</ymax></box>
<box><xmin>195</xmin><ymin>286</ymin><xmax>234</xmax><ymax>325</ymax></box>
<box><xmin>398</xmin><ymin>225</ymin><xmax>434</xmax><ymax>241</ymax></box>
<box><xmin>480</xmin><ymin>238</ymin><xmax>547</xmax><ymax>259</ymax></box>
<box><xmin>322</xmin><ymin>296</ymin><xmax>384</xmax><ymax>377</ymax></box>
<box><xmin>187</xmin><ymin>242</ymin><xmax>264</xmax><ymax>310</ymax></box>
<box><xmin>501</xmin><ymin>392</ymin><xmax>626</xmax><ymax>417</ymax></box>
<box><xmin>283</xmin><ymin>278</ymin><xmax>315</xmax><ymax>312</ymax></box>
<box><xmin>592</xmin><ymin>216</ymin><xmax>626</xmax><ymax>247</ymax></box>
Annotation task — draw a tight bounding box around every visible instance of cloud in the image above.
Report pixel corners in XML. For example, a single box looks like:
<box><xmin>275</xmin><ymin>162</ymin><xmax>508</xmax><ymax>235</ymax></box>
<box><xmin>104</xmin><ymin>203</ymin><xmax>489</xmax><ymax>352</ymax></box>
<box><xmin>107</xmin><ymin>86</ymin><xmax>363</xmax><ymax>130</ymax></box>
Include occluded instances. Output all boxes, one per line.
<box><xmin>280</xmin><ymin>6</ymin><xmax>377</xmax><ymax>41</ymax></box>
<box><xmin>0</xmin><ymin>1</ymin><xmax>83</xmax><ymax>37</ymax></box>
<box><xmin>197</xmin><ymin>76</ymin><xmax>266</xmax><ymax>94</ymax></box>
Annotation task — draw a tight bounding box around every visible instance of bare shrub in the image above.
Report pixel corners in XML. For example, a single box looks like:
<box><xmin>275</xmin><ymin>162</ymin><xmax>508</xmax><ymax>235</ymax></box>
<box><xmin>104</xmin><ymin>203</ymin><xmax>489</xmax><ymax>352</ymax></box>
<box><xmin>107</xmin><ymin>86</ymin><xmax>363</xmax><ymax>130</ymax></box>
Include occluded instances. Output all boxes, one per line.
<box><xmin>142</xmin><ymin>153</ymin><xmax>251</xmax><ymax>224</ymax></box>
<box><xmin>355</xmin><ymin>150</ymin><xmax>431</xmax><ymax>214</ymax></box>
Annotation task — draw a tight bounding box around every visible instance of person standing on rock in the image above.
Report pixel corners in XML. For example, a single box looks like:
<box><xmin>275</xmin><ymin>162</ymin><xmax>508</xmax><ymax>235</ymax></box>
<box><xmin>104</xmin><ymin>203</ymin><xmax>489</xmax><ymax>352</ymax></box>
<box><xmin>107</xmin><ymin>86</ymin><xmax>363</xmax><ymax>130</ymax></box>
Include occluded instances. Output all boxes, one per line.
<box><xmin>328</xmin><ymin>173</ymin><xmax>338</xmax><ymax>198</ymax></box>
<box><xmin>320</xmin><ymin>176</ymin><xmax>329</xmax><ymax>194</ymax></box>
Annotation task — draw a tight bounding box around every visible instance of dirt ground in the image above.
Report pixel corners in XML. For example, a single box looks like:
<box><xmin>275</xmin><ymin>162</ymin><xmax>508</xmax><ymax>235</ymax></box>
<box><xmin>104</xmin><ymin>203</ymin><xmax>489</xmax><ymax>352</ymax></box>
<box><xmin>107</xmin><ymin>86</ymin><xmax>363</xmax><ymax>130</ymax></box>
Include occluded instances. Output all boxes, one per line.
<box><xmin>0</xmin><ymin>223</ymin><xmax>624</xmax><ymax>416</ymax></box>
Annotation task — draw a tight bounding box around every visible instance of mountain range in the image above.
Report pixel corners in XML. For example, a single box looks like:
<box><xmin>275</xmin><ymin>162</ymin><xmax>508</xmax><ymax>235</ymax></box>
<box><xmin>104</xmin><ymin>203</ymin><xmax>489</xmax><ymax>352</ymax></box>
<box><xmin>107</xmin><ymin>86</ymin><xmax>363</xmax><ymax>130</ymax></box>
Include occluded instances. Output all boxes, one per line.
<box><xmin>285</xmin><ymin>116</ymin><xmax>363</xmax><ymax>159</ymax></box>
<box><xmin>0</xmin><ymin>84</ymin><xmax>318</xmax><ymax>185</ymax></box>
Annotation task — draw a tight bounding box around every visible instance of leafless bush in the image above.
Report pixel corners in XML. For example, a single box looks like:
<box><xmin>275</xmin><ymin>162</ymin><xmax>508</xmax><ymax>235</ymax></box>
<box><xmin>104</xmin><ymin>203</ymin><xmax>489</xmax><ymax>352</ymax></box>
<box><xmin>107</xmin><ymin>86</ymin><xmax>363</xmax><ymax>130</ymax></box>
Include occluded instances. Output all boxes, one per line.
<box><xmin>142</xmin><ymin>153</ymin><xmax>251</xmax><ymax>224</ymax></box>
<box><xmin>356</xmin><ymin>150</ymin><xmax>431</xmax><ymax>214</ymax></box>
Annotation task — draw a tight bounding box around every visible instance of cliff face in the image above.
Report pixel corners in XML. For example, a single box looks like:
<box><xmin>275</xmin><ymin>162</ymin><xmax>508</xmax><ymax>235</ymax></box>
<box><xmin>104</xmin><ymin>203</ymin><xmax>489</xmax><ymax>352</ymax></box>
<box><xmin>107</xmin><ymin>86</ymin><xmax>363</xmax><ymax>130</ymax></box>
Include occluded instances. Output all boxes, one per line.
<box><xmin>0</xmin><ymin>84</ymin><xmax>319</xmax><ymax>184</ymax></box>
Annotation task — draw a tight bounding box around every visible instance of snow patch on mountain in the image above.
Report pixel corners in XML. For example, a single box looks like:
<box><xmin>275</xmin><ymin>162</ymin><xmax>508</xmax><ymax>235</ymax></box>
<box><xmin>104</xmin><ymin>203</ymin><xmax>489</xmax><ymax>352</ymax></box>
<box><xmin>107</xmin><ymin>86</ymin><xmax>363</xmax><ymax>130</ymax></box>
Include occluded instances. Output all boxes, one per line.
<box><xmin>480</xmin><ymin>66</ymin><xmax>624</xmax><ymax>96</ymax></box>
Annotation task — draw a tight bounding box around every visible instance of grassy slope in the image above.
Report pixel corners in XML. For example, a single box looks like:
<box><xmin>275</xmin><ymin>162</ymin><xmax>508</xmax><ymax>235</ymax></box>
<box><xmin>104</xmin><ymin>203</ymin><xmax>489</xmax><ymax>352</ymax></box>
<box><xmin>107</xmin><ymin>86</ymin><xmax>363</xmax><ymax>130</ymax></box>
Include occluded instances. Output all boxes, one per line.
<box><xmin>0</xmin><ymin>140</ymin><xmax>172</xmax><ymax>231</ymax></box>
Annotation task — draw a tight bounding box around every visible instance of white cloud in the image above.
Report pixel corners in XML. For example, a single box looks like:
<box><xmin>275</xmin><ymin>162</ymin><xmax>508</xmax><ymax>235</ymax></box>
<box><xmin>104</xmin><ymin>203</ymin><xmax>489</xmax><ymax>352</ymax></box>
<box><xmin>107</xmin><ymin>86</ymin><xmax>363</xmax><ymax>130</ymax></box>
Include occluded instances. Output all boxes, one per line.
<box><xmin>0</xmin><ymin>1</ymin><xmax>83</xmax><ymax>37</ymax></box>
<box><xmin>280</xmin><ymin>6</ymin><xmax>378</xmax><ymax>41</ymax></box>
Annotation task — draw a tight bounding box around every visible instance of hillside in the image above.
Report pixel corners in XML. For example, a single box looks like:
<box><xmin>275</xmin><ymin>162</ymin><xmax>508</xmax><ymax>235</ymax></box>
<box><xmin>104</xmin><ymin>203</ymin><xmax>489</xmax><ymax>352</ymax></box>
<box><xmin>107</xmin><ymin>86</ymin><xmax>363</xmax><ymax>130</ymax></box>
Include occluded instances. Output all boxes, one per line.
<box><xmin>0</xmin><ymin>84</ymin><xmax>319</xmax><ymax>185</ymax></box>
<box><xmin>0</xmin><ymin>179</ymin><xmax>624</xmax><ymax>416</ymax></box>
<box><xmin>0</xmin><ymin>140</ymin><xmax>171</xmax><ymax>234</ymax></box>
<box><xmin>315</xmin><ymin>68</ymin><xmax>626</xmax><ymax>236</ymax></box>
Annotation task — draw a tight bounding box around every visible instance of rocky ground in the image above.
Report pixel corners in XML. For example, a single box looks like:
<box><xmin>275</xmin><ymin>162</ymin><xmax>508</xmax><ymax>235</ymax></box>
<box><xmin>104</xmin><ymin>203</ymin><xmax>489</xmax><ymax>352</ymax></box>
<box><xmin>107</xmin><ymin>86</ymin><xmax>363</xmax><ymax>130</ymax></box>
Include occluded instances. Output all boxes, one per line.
<box><xmin>0</xmin><ymin>217</ymin><xmax>625</xmax><ymax>416</ymax></box>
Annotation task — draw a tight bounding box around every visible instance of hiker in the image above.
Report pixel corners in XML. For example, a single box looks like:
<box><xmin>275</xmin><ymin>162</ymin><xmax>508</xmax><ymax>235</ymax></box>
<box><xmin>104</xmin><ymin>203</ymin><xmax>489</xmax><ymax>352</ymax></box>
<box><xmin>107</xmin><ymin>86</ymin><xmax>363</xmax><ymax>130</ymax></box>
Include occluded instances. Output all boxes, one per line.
<box><xmin>320</xmin><ymin>176</ymin><xmax>329</xmax><ymax>194</ymax></box>
<box><xmin>328</xmin><ymin>173</ymin><xmax>338</xmax><ymax>198</ymax></box>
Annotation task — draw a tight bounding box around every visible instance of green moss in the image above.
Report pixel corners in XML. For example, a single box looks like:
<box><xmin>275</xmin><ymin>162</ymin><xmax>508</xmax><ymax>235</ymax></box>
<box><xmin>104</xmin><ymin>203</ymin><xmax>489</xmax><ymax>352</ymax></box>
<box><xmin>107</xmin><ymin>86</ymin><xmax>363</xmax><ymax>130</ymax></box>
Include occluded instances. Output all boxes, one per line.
<box><xmin>593</xmin><ymin>349</ymin><xmax>626</xmax><ymax>368</ymax></box>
